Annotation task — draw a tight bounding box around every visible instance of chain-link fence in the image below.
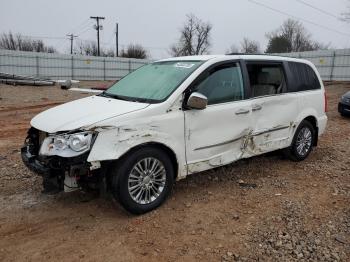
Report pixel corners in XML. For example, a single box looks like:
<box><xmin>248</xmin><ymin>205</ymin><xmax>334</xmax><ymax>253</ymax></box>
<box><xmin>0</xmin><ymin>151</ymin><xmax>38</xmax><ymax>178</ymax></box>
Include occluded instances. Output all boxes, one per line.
<box><xmin>0</xmin><ymin>49</ymin><xmax>149</xmax><ymax>80</ymax></box>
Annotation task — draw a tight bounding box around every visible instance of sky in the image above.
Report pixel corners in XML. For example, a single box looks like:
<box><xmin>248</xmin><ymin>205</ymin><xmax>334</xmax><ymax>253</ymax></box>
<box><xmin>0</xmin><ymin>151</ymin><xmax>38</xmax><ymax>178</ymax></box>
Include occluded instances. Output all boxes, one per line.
<box><xmin>0</xmin><ymin>0</ymin><xmax>349</xmax><ymax>59</ymax></box>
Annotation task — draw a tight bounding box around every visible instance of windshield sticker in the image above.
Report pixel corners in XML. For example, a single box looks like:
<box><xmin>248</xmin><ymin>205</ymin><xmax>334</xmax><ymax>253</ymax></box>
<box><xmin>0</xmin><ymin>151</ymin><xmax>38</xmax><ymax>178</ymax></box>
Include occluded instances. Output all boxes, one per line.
<box><xmin>175</xmin><ymin>62</ymin><xmax>195</xmax><ymax>69</ymax></box>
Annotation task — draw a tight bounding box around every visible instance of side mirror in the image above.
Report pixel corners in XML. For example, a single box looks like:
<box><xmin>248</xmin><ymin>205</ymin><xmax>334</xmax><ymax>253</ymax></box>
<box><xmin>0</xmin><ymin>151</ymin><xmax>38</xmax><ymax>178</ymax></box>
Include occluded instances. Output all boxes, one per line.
<box><xmin>186</xmin><ymin>92</ymin><xmax>208</xmax><ymax>110</ymax></box>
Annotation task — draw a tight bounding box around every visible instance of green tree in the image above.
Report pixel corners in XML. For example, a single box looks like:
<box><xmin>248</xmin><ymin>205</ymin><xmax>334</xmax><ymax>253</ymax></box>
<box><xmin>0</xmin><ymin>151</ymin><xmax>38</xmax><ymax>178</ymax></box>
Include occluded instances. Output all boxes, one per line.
<box><xmin>265</xmin><ymin>19</ymin><xmax>328</xmax><ymax>53</ymax></box>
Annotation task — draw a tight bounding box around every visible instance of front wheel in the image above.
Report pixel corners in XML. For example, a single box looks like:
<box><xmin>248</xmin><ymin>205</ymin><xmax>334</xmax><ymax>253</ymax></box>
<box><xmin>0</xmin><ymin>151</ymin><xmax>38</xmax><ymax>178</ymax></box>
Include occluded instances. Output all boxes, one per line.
<box><xmin>111</xmin><ymin>147</ymin><xmax>174</xmax><ymax>214</ymax></box>
<box><xmin>284</xmin><ymin>120</ymin><xmax>315</xmax><ymax>162</ymax></box>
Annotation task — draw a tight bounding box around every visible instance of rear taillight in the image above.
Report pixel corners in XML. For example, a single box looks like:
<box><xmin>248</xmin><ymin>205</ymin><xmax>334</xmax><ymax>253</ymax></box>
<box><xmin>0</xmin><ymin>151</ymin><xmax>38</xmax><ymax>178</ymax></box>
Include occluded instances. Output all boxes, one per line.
<box><xmin>324</xmin><ymin>91</ymin><xmax>328</xmax><ymax>113</ymax></box>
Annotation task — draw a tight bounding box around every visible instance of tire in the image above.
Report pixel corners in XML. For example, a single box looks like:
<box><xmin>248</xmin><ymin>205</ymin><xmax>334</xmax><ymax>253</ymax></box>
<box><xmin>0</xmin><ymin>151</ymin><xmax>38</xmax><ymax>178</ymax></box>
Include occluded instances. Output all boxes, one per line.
<box><xmin>284</xmin><ymin>120</ymin><xmax>315</xmax><ymax>162</ymax></box>
<box><xmin>340</xmin><ymin>109</ymin><xmax>346</xmax><ymax>117</ymax></box>
<box><xmin>339</xmin><ymin>106</ymin><xmax>345</xmax><ymax>117</ymax></box>
<box><xmin>110</xmin><ymin>147</ymin><xmax>174</xmax><ymax>214</ymax></box>
<box><xmin>339</xmin><ymin>105</ymin><xmax>347</xmax><ymax>117</ymax></box>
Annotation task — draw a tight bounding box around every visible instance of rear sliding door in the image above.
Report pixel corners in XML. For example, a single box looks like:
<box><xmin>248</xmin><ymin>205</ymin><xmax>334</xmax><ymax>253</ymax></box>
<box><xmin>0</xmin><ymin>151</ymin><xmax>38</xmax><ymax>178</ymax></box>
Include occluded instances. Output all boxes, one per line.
<box><xmin>245</xmin><ymin>61</ymin><xmax>299</xmax><ymax>156</ymax></box>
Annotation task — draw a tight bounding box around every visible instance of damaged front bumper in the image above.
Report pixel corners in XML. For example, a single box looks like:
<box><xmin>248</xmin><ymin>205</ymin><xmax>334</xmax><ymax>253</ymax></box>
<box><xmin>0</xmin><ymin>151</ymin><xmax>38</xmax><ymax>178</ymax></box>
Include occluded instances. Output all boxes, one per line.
<box><xmin>21</xmin><ymin>128</ymin><xmax>106</xmax><ymax>194</ymax></box>
<box><xmin>21</xmin><ymin>145</ymin><xmax>51</xmax><ymax>176</ymax></box>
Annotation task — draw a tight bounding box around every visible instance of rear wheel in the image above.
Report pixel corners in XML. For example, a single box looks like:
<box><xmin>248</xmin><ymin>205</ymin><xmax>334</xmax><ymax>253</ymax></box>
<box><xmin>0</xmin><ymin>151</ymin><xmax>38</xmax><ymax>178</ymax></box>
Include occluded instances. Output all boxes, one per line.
<box><xmin>111</xmin><ymin>147</ymin><xmax>174</xmax><ymax>214</ymax></box>
<box><xmin>284</xmin><ymin>120</ymin><xmax>315</xmax><ymax>162</ymax></box>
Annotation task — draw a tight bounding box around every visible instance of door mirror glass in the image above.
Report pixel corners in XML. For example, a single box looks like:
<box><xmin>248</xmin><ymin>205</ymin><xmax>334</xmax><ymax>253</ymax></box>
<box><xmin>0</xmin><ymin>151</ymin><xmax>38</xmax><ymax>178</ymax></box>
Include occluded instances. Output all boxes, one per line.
<box><xmin>187</xmin><ymin>92</ymin><xmax>208</xmax><ymax>110</ymax></box>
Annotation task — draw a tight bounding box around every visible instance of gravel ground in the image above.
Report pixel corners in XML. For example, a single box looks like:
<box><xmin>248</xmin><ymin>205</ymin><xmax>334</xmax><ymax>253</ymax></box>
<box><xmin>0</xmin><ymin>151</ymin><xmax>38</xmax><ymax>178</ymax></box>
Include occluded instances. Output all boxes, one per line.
<box><xmin>0</xmin><ymin>81</ymin><xmax>349</xmax><ymax>261</ymax></box>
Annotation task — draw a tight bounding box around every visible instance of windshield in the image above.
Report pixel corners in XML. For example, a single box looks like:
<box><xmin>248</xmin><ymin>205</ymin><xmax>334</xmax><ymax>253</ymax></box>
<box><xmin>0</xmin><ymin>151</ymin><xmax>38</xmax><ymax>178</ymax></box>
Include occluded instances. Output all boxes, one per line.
<box><xmin>104</xmin><ymin>60</ymin><xmax>203</xmax><ymax>103</ymax></box>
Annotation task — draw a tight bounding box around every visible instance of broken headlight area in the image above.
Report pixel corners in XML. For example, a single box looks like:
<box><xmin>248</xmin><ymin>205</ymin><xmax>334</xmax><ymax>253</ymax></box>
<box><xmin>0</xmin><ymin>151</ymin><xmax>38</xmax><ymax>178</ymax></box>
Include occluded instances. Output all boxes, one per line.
<box><xmin>21</xmin><ymin>128</ymin><xmax>106</xmax><ymax>194</ymax></box>
<box><xmin>39</xmin><ymin>131</ymin><xmax>94</xmax><ymax>157</ymax></box>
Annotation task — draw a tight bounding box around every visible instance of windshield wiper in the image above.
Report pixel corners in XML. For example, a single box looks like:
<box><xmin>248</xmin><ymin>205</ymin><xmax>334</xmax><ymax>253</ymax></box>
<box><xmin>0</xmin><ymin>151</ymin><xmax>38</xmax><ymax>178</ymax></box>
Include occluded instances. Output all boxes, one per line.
<box><xmin>99</xmin><ymin>91</ymin><xmax>159</xmax><ymax>104</ymax></box>
<box><xmin>99</xmin><ymin>92</ymin><xmax>130</xmax><ymax>101</ymax></box>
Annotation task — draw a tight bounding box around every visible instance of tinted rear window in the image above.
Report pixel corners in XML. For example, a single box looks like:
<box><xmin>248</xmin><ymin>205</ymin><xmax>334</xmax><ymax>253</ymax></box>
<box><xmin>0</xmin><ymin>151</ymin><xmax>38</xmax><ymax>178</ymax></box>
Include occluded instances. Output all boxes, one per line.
<box><xmin>289</xmin><ymin>62</ymin><xmax>321</xmax><ymax>91</ymax></box>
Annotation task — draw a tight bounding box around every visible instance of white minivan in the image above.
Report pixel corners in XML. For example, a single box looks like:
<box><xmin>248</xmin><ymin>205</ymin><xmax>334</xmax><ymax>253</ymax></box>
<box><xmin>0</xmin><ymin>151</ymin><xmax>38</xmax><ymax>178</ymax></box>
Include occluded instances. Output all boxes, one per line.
<box><xmin>21</xmin><ymin>55</ymin><xmax>328</xmax><ymax>214</ymax></box>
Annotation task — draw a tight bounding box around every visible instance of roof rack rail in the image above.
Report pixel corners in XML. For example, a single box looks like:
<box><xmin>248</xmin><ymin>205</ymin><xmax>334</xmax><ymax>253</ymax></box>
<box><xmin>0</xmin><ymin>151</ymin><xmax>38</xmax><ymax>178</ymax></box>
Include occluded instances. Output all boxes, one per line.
<box><xmin>226</xmin><ymin>53</ymin><xmax>299</xmax><ymax>58</ymax></box>
<box><xmin>226</xmin><ymin>53</ymin><xmax>266</xmax><ymax>55</ymax></box>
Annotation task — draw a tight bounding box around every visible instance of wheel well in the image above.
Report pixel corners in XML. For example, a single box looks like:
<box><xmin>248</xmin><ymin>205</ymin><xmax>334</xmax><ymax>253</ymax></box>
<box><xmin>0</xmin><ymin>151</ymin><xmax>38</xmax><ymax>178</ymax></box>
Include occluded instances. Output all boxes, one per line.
<box><xmin>119</xmin><ymin>142</ymin><xmax>179</xmax><ymax>179</ymax></box>
<box><xmin>303</xmin><ymin>116</ymin><xmax>319</xmax><ymax>146</ymax></box>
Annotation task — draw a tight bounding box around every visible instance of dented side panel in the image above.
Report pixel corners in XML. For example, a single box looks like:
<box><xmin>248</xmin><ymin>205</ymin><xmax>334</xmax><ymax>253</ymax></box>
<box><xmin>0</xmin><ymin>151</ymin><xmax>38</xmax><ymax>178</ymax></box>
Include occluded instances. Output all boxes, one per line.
<box><xmin>185</xmin><ymin>100</ymin><xmax>253</xmax><ymax>174</ymax></box>
<box><xmin>249</xmin><ymin>93</ymin><xmax>300</xmax><ymax>155</ymax></box>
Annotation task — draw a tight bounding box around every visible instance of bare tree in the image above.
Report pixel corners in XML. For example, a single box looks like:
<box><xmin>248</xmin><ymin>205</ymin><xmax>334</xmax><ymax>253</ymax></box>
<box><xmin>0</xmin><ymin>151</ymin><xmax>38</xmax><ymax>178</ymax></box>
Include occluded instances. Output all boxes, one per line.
<box><xmin>170</xmin><ymin>14</ymin><xmax>212</xmax><ymax>57</ymax></box>
<box><xmin>104</xmin><ymin>49</ymin><xmax>115</xmax><ymax>57</ymax></box>
<box><xmin>0</xmin><ymin>32</ymin><xmax>56</xmax><ymax>53</ymax></box>
<box><xmin>76</xmin><ymin>41</ymin><xmax>98</xmax><ymax>56</ymax></box>
<box><xmin>240</xmin><ymin>38</ymin><xmax>261</xmax><ymax>54</ymax></box>
<box><xmin>265</xmin><ymin>19</ymin><xmax>328</xmax><ymax>53</ymax></box>
<box><xmin>120</xmin><ymin>44</ymin><xmax>148</xmax><ymax>59</ymax></box>
<box><xmin>75</xmin><ymin>41</ymin><xmax>115</xmax><ymax>57</ymax></box>
<box><xmin>341</xmin><ymin>0</ymin><xmax>350</xmax><ymax>21</ymax></box>
<box><xmin>225</xmin><ymin>44</ymin><xmax>239</xmax><ymax>54</ymax></box>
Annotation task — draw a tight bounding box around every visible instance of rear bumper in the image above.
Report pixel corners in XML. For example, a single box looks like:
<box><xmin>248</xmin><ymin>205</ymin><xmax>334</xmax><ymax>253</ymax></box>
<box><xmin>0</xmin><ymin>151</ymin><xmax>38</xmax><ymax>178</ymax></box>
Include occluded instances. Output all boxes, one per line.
<box><xmin>317</xmin><ymin>115</ymin><xmax>328</xmax><ymax>136</ymax></box>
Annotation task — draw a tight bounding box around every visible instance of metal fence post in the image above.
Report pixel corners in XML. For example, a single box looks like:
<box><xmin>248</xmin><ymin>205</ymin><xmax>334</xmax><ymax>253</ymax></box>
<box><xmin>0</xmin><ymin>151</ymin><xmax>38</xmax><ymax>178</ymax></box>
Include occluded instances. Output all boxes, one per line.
<box><xmin>329</xmin><ymin>51</ymin><xmax>336</xmax><ymax>81</ymax></box>
<box><xmin>103</xmin><ymin>59</ymin><xmax>106</xmax><ymax>81</ymax></box>
<box><xmin>128</xmin><ymin>60</ymin><xmax>131</xmax><ymax>73</ymax></box>
<box><xmin>36</xmin><ymin>56</ymin><xmax>39</xmax><ymax>77</ymax></box>
<box><xmin>71</xmin><ymin>56</ymin><xmax>74</xmax><ymax>80</ymax></box>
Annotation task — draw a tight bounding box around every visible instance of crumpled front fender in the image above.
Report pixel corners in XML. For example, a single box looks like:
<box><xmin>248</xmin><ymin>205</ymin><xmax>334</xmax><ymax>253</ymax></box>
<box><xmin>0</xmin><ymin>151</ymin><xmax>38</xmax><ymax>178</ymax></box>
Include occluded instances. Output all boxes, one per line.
<box><xmin>87</xmin><ymin>116</ymin><xmax>187</xmax><ymax>180</ymax></box>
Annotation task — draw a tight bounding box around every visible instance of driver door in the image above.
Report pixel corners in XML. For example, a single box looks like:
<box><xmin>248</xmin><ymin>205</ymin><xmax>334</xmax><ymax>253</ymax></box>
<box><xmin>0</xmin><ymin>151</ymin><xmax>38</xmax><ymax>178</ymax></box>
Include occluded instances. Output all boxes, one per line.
<box><xmin>184</xmin><ymin>62</ymin><xmax>253</xmax><ymax>174</ymax></box>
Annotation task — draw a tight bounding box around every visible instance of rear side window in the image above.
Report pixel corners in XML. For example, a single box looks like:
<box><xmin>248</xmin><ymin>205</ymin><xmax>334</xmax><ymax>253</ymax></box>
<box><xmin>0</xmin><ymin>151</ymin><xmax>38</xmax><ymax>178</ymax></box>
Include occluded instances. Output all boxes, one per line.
<box><xmin>246</xmin><ymin>63</ymin><xmax>287</xmax><ymax>98</ymax></box>
<box><xmin>288</xmin><ymin>62</ymin><xmax>321</xmax><ymax>91</ymax></box>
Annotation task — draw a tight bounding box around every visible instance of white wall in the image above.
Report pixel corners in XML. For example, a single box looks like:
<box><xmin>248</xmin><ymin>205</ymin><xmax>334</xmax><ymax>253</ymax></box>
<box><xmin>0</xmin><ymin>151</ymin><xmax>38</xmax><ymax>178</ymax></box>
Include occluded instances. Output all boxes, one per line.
<box><xmin>1</xmin><ymin>48</ymin><xmax>350</xmax><ymax>81</ymax></box>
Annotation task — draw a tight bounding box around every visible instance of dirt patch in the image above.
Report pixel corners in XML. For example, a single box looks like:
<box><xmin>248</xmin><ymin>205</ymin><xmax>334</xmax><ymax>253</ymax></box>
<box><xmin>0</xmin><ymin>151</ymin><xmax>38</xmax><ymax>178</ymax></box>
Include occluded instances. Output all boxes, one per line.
<box><xmin>0</xmin><ymin>82</ymin><xmax>349</xmax><ymax>261</ymax></box>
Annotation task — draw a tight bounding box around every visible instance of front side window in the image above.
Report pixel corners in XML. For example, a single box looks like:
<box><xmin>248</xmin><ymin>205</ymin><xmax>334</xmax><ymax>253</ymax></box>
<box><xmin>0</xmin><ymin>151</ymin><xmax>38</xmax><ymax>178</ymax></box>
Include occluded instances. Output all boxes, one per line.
<box><xmin>194</xmin><ymin>63</ymin><xmax>244</xmax><ymax>105</ymax></box>
<box><xmin>247</xmin><ymin>63</ymin><xmax>287</xmax><ymax>98</ymax></box>
<box><xmin>104</xmin><ymin>60</ymin><xmax>203</xmax><ymax>103</ymax></box>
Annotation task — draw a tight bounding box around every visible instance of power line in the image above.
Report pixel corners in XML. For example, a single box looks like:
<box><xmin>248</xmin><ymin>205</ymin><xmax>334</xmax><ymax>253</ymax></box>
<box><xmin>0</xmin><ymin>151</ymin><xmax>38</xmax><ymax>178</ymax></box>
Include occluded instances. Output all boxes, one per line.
<box><xmin>16</xmin><ymin>33</ymin><xmax>169</xmax><ymax>53</ymax></box>
<box><xmin>41</xmin><ymin>19</ymin><xmax>93</xmax><ymax>51</ymax></box>
<box><xmin>74</xmin><ymin>21</ymin><xmax>94</xmax><ymax>36</ymax></box>
<box><xmin>77</xmin><ymin>26</ymin><xmax>93</xmax><ymax>36</ymax></box>
<box><xmin>68</xmin><ymin>18</ymin><xmax>92</xmax><ymax>35</ymax></box>
<box><xmin>295</xmin><ymin>0</ymin><xmax>340</xmax><ymax>20</ymax></box>
<box><xmin>21</xmin><ymin>35</ymin><xmax>66</xmax><ymax>40</ymax></box>
<box><xmin>247</xmin><ymin>0</ymin><xmax>350</xmax><ymax>37</ymax></box>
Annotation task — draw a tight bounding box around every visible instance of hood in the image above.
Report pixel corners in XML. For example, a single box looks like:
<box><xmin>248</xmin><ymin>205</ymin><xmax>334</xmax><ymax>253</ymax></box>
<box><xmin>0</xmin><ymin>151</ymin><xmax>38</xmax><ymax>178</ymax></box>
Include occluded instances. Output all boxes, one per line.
<box><xmin>31</xmin><ymin>96</ymin><xmax>149</xmax><ymax>133</ymax></box>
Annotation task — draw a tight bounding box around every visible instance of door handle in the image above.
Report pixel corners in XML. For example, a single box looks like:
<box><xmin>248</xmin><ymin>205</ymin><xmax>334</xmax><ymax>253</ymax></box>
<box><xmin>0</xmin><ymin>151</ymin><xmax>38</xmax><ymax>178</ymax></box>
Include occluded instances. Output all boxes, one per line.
<box><xmin>235</xmin><ymin>109</ymin><xmax>250</xmax><ymax>115</ymax></box>
<box><xmin>252</xmin><ymin>104</ymin><xmax>262</xmax><ymax>112</ymax></box>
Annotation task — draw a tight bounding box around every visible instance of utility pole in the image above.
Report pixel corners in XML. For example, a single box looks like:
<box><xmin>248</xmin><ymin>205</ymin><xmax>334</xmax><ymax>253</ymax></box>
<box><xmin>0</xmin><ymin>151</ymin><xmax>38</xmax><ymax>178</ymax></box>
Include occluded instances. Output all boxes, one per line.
<box><xmin>90</xmin><ymin>16</ymin><xmax>105</xmax><ymax>56</ymax></box>
<box><xmin>115</xmin><ymin>23</ymin><xmax>119</xmax><ymax>57</ymax></box>
<box><xmin>66</xmin><ymin>34</ymin><xmax>77</xmax><ymax>54</ymax></box>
